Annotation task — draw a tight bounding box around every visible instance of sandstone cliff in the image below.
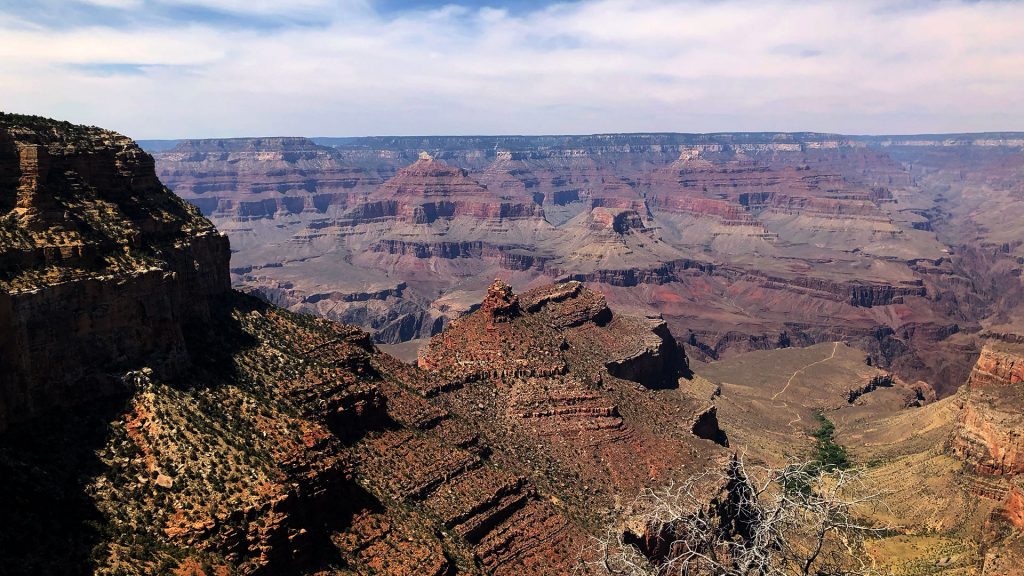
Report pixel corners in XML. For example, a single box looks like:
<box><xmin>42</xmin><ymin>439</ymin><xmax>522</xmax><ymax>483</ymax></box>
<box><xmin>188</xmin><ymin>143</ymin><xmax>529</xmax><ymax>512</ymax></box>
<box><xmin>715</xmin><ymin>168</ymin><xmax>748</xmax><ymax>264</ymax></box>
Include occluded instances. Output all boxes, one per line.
<box><xmin>0</xmin><ymin>113</ymin><xmax>230</xmax><ymax>432</ymax></box>
<box><xmin>950</xmin><ymin>344</ymin><xmax>1024</xmax><ymax>475</ymax></box>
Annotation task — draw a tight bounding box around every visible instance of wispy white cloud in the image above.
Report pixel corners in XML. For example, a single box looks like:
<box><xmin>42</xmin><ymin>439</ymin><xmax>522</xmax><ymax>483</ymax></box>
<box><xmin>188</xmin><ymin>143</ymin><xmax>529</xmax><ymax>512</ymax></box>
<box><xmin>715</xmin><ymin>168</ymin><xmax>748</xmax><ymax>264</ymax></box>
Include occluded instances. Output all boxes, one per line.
<box><xmin>1</xmin><ymin>0</ymin><xmax>1021</xmax><ymax>137</ymax></box>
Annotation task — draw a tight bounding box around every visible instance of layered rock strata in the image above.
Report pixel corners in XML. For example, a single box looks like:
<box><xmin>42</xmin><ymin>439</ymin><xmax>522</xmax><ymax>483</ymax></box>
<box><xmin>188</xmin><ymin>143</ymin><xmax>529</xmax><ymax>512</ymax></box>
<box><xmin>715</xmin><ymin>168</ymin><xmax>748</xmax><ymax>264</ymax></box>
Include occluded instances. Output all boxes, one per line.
<box><xmin>950</xmin><ymin>345</ymin><xmax>1024</xmax><ymax>475</ymax></box>
<box><xmin>144</xmin><ymin>132</ymin><xmax>1024</xmax><ymax>394</ymax></box>
<box><xmin>947</xmin><ymin>343</ymin><xmax>1024</xmax><ymax>560</ymax></box>
<box><xmin>1</xmin><ymin>115</ymin><xmax>734</xmax><ymax>575</ymax></box>
<box><xmin>0</xmin><ymin>114</ymin><xmax>230</xmax><ymax>431</ymax></box>
<box><xmin>417</xmin><ymin>279</ymin><xmax>726</xmax><ymax>509</ymax></box>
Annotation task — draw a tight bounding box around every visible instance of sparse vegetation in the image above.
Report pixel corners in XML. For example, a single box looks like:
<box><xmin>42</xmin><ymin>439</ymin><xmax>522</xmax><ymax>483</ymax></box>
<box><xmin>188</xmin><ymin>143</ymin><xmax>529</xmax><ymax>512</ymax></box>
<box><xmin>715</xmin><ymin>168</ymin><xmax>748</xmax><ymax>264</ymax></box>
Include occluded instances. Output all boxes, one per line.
<box><xmin>809</xmin><ymin>412</ymin><xmax>850</xmax><ymax>472</ymax></box>
<box><xmin>581</xmin><ymin>458</ymin><xmax>886</xmax><ymax>576</ymax></box>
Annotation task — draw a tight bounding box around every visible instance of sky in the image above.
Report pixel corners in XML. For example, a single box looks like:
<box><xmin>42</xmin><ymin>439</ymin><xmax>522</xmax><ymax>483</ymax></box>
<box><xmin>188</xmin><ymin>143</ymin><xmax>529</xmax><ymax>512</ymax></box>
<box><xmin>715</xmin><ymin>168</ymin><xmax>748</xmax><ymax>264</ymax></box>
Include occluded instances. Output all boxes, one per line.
<box><xmin>1</xmin><ymin>0</ymin><xmax>1022</xmax><ymax>138</ymax></box>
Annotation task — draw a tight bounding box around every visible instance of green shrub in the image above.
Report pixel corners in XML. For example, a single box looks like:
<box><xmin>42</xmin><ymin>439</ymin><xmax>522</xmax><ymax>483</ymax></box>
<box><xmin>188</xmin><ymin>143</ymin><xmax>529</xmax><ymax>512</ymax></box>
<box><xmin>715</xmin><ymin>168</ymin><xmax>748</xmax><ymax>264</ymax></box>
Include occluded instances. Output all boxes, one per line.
<box><xmin>810</xmin><ymin>412</ymin><xmax>849</xmax><ymax>471</ymax></box>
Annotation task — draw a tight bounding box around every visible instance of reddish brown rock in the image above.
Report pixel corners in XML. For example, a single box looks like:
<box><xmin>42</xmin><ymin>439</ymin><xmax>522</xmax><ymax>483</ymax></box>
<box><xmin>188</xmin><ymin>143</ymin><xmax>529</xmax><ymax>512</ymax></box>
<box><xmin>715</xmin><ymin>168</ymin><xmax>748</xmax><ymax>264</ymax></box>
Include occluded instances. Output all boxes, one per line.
<box><xmin>0</xmin><ymin>117</ymin><xmax>599</xmax><ymax>576</ymax></box>
<box><xmin>417</xmin><ymin>279</ymin><xmax>728</xmax><ymax>522</ymax></box>
<box><xmin>145</xmin><ymin>132</ymin><xmax>1006</xmax><ymax>395</ymax></box>
<box><xmin>480</xmin><ymin>278</ymin><xmax>521</xmax><ymax>323</ymax></box>
<box><xmin>366</xmin><ymin>154</ymin><xmax>543</xmax><ymax>222</ymax></box>
<box><xmin>950</xmin><ymin>344</ymin><xmax>1024</xmax><ymax>476</ymax></box>
<box><xmin>967</xmin><ymin>346</ymin><xmax>1024</xmax><ymax>389</ymax></box>
<box><xmin>1006</xmin><ymin>483</ymin><xmax>1024</xmax><ymax>528</ymax></box>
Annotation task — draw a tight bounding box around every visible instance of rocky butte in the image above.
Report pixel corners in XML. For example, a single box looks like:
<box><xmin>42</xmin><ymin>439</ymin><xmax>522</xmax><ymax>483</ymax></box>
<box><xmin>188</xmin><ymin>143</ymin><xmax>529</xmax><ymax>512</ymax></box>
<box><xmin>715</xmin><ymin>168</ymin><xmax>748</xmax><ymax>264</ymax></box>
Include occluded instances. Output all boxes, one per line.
<box><xmin>2</xmin><ymin>114</ymin><xmax>1023</xmax><ymax>575</ymax></box>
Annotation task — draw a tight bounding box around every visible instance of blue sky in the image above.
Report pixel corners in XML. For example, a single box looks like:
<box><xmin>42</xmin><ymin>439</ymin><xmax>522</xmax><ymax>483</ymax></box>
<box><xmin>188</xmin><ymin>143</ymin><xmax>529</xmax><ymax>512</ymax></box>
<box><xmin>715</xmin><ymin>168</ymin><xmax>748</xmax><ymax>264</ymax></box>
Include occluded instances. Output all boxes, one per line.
<box><xmin>1</xmin><ymin>0</ymin><xmax>1022</xmax><ymax>138</ymax></box>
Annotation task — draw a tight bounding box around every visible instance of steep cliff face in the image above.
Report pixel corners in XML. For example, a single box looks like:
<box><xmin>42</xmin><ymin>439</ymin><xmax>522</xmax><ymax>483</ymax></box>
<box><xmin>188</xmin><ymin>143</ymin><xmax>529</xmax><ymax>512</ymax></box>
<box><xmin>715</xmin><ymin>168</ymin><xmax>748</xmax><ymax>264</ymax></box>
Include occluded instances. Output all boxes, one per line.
<box><xmin>0</xmin><ymin>113</ymin><xmax>230</xmax><ymax>432</ymax></box>
<box><xmin>950</xmin><ymin>345</ymin><xmax>1024</xmax><ymax>475</ymax></box>
<box><xmin>947</xmin><ymin>343</ymin><xmax>1024</xmax><ymax>561</ymax></box>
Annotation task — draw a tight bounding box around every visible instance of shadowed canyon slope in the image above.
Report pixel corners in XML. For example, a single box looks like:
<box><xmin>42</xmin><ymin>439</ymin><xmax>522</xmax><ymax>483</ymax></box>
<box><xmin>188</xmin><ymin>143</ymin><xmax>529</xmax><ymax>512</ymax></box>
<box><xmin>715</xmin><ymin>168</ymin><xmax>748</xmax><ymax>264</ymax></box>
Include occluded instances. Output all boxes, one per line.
<box><xmin>148</xmin><ymin>132</ymin><xmax>1024</xmax><ymax>395</ymax></box>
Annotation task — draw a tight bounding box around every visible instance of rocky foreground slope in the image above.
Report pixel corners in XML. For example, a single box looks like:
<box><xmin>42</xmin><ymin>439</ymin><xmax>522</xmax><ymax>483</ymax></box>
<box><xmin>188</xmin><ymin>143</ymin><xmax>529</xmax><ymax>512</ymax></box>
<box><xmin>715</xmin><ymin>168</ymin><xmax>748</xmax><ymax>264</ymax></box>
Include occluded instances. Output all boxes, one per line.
<box><xmin>0</xmin><ymin>114</ymin><xmax>731</xmax><ymax>575</ymax></box>
<box><xmin>148</xmin><ymin>132</ymin><xmax>1024</xmax><ymax>395</ymax></box>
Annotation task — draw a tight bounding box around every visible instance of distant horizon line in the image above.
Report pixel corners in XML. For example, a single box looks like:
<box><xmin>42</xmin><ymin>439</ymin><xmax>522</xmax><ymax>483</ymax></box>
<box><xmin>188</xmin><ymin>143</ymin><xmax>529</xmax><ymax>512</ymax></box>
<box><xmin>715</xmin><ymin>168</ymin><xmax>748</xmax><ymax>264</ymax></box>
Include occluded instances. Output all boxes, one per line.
<box><xmin>9</xmin><ymin>110</ymin><xmax>1022</xmax><ymax>146</ymax></box>
<box><xmin>135</xmin><ymin>130</ymin><xmax>1024</xmax><ymax>144</ymax></box>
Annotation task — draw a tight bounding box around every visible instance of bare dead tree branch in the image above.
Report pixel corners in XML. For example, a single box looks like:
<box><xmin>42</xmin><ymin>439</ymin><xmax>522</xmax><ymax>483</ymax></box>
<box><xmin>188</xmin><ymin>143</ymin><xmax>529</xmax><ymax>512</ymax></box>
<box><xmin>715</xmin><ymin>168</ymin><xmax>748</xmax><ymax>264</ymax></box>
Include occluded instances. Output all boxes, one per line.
<box><xmin>577</xmin><ymin>457</ymin><xmax>890</xmax><ymax>576</ymax></box>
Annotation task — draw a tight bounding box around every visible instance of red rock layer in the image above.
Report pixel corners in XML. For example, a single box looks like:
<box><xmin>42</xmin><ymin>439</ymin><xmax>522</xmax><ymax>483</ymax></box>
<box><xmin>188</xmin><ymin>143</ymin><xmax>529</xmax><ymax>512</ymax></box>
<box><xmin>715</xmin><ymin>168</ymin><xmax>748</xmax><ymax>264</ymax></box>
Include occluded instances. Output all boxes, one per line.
<box><xmin>950</xmin><ymin>345</ymin><xmax>1024</xmax><ymax>476</ymax></box>
<box><xmin>156</xmin><ymin>137</ymin><xmax>384</xmax><ymax>220</ymax></box>
<box><xmin>417</xmin><ymin>280</ymin><xmax>726</xmax><ymax>507</ymax></box>
<box><xmin>367</xmin><ymin>156</ymin><xmax>543</xmax><ymax>223</ymax></box>
<box><xmin>966</xmin><ymin>346</ymin><xmax>1024</xmax><ymax>389</ymax></box>
<box><xmin>1006</xmin><ymin>483</ymin><xmax>1024</xmax><ymax>528</ymax></box>
<box><xmin>645</xmin><ymin>146</ymin><xmax>894</xmax><ymax>225</ymax></box>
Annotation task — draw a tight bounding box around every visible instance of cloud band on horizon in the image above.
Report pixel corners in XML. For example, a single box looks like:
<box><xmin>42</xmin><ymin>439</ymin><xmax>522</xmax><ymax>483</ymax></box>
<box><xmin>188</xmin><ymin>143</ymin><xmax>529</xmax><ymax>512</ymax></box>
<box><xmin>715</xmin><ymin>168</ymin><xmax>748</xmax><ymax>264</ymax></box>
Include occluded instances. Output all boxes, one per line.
<box><xmin>1</xmin><ymin>0</ymin><xmax>1021</xmax><ymax>138</ymax></box>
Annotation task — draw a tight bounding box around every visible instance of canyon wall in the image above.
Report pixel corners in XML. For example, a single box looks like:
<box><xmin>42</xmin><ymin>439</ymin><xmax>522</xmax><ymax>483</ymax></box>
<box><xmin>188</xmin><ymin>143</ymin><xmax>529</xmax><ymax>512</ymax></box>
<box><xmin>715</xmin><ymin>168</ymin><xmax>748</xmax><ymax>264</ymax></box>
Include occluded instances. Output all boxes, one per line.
<box><xmin>950</xmin><ymin>345</ymin><xmax>1024</xmax><ymax>475</ymax></box>
<box><xmin>0</xmin><ymin>114</ymin><xmax>231</xmax><ymax>431</ymax></box>
<box><xmin>145</xmin><ymin>132</ymin><xmax>1024</xmax><ymax>395</ymax></box>
<box><xmin>3</xmin><ymin>115</ymin><xmax>1023</xmax><ymax>574</ymax></box>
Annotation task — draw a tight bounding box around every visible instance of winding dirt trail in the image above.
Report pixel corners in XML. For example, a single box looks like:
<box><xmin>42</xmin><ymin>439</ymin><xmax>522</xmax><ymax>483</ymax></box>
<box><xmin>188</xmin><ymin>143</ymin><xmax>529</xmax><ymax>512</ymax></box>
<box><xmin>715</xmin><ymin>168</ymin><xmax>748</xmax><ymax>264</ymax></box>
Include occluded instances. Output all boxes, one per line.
<box><xmin>786</xmin><ymin>411</ymin><xmax>803</xmax><ymax>428</ymax></box>
<box><xmin>770</xmin><ymin>342</ymin><xmax>840</xmax><ymax>401</ymax></box>
<box><xmin>769</xmin><ymin>401</ymin><xmax>804</xmax><ymax>432</ymax></box>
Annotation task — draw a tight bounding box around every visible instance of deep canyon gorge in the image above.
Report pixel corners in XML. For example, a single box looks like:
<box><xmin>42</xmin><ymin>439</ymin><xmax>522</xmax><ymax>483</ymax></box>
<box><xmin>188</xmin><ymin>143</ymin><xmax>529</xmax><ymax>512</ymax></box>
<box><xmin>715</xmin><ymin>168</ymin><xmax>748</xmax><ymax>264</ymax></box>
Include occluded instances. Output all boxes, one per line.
<box><xmin>145</xmin><ymin>131</ymin><xmax>1024</xmax><ymax>397</ymax></box>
